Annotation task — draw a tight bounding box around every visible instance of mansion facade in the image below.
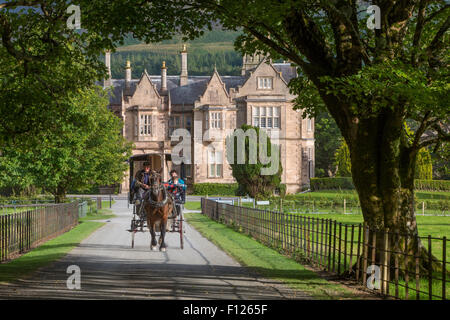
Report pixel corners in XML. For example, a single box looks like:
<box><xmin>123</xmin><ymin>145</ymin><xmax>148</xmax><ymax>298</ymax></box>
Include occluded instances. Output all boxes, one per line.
<box><xmin>104</xmin><ymin>46</ymin><xmax>315</xmax><ymax>194</ymax></box>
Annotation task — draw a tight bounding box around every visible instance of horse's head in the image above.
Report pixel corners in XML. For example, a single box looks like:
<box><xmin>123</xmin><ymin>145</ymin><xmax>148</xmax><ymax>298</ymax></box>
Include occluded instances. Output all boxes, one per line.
<box><xmin>149</xmin><ymin>168</ymin><xmax>163</xmax><ymax>198</ymax></box>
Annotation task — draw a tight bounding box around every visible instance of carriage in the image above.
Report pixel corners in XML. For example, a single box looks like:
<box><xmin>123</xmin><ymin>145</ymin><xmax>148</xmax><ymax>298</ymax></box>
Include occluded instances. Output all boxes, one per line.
<box><xmin>127</xmin><ymin>154</ymin><xmax>185</xmax><ymax>250</ymax></box>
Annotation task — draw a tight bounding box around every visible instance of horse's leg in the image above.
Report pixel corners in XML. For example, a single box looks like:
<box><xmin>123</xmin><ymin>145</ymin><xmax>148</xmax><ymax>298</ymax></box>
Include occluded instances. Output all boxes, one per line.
<box><xmin>159</xmin><ymin>218</ymin><xmax>167</xmax><ymax>252</ymax></box>
<box><xmin>149</xmin><ymin>220</ymin><xmax>157</xmax><ymax>251</ymax></box>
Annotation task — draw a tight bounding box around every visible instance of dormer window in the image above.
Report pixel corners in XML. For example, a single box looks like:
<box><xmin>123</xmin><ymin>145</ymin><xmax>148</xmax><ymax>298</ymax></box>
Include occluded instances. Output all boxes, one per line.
<box><xmin>257</xmin><ymin>77</ymin><xmax>273</xmax><ymax>90</ymax></box>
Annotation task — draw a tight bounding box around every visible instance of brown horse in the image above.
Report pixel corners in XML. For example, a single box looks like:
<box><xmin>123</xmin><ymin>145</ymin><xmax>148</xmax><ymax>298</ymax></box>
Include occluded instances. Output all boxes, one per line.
<box><xmin>143</xmin><ymin>169</ymin><xmax>174</xmax><ymax>251</ymax></box>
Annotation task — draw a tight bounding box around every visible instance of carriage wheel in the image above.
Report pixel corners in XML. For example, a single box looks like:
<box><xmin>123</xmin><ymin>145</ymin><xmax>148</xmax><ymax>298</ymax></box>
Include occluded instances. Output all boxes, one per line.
<box><xmin>179</xmin><ymin>217</ymin><xmax>184</xmax><ymax>249</ymax></box>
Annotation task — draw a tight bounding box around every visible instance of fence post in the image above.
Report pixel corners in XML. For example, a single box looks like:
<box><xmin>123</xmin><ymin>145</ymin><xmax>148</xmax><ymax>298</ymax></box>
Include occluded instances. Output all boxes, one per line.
<box><xmin>404</xmin><ymin>233</ymin><xmax>409</xmax><ymax>300</ymax></box>
<box><xmin>362</xmin><ymin>223</ymin><xmax>369</xmax><ymax>288</ymax></box>
<box><xmin>382</xmin><ymin>228</ymin><xmax>389</xmax><ymax>295</ymax></box>
<box><xmin>332</xmin><ymin>220</ymin><xmax>337</xmax><ymax>272</ymax></box>
<box><xmin>97</xmin><ymin>197</ymin><xmax>102</xmax><ymax>210</ymax></box>
<box><xmin>415</xmin><ymin>234</ymin><xmax>420</xmax><ymax>300</ymax></box>
<box><xmin>443</xmin><ymin>237</ymin><xmax>446</xmax><ymax>300</ymax></box>
<box><xmin>338</xmin><ymin>223</ymin><xmax>342</xmax><ymax>274</ymax></box>
<box><xmin>349</xmin><ymin>224</ymin><xmax>355</xmax><ymax>274</ymax></box>
<box><xmin>356</xmin><ymin>224</ymin><xmax>362</xmax><ymax>282</ymax></box>
<box><xmin>428</xmin><ymin>235</ymin><xmax>432</xmax><ymax>300</ymax></box>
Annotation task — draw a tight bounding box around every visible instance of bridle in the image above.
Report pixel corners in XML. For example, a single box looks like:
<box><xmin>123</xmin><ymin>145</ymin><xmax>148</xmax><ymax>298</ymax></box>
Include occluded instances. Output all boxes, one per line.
<box><xmin>145</xmin><ymin>171</ymin><xmax>169</xmax><ymax>208</ymax></box>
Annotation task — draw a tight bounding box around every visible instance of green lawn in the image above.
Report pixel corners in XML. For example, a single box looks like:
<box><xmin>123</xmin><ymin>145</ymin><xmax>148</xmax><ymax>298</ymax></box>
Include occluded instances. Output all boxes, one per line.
<box><xmin>79</xmin><ymin>208</ymin><xmax>116</xmax><ymax>221</ymax></box>
<box><xmin>184</xmin><ymin>201</ymin><xmax>201</xmax><ymax>211</ymax></box>
<box><xmin>185</xmin><ymin>212</ymin><xmax>368</xmax><ymax>299</ymax></box>
<box><xmin>0</xmin><ymin>220</ymin><xmax>104</xmax><ymax>283</ymax></box>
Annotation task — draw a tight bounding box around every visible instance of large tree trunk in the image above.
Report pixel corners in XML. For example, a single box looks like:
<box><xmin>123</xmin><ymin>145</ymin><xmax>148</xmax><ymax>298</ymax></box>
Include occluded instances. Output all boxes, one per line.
<box><xmin>54</xmin><ymin>185</ymin><xmax>66</xmax><ymax>203</ymax></box>
<box><xmin>345</xmin><ymin>109</ymin><xmax>443</xmax><ymax>275</ymax></box>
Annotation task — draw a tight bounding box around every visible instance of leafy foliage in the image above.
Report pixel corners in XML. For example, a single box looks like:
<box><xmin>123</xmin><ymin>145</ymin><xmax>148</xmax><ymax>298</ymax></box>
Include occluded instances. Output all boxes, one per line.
<box><xmin>227</xmin><ymin>125</ymin><xmax>282</xmax><ymax>199</ymax></box>
<box><xmin>314</xmin><ymin>111</ymin><xmax>342</xmax><ymax>177</ymax></box>
<box><xmin>334</xmin><ymin>139</ymin><xmax>352</xmax><ymax>177</ymax></box>
<box><xmin>0</xmin><ymin>88</ymin><xmax>133</xmax><ymax>201</ymax></box>
<box><xmin>415</xmin><ymin>148</ymin><xmax>433</xmax><ymax>180</ymax></box>
<box><xmin>192</xmin><ymin>183</ymin><xmax>238</xmax><ymax>196</ymax></box>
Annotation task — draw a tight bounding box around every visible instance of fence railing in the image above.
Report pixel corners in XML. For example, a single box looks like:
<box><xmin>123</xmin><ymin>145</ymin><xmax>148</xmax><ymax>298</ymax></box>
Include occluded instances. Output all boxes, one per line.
<box><xmin>0</xmin><ymin>201</ymin><xmax>79</xmax><ymax>262</ymax></box>
<box><xmin>201</xmin><ymin>198</ymin><xmax>449</xmax><ymax>300</ymax></box>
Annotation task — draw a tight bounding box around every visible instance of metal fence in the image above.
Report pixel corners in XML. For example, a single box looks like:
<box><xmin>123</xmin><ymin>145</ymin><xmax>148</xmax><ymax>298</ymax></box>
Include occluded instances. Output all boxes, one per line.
<box><xmin>0</xmin><ymin>201</ymin><xmax>79</xmax><ymax>262</ymax></box>
<box><xmin>201</xmin><ymin>198</ymin><xmax>449</xmax><ymax>300</ymax></box>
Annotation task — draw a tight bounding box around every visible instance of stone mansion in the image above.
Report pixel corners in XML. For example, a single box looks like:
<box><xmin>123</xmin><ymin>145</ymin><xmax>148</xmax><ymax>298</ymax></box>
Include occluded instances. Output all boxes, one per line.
<box><xmin>103</xmin><ymin>45</ymin><xmax>315</xmax><ymax>194</ymax></box>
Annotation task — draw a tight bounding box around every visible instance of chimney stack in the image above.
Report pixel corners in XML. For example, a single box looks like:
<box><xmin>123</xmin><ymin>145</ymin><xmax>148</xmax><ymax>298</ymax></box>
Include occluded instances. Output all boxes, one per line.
<box><xmin>125</xmin><ymin>60</ymin><xmax>132</xmax><ymax>88</ymax></box>
<box><xmin>161</xmin><ymin>60</ymin><xmax>167</xmax><ymax>92</ymax></box>
<box><xmin>180</xmin><ymin>44</ymin><xmax>188</xmax><ymax>86</ymax></box>
<box><xmin>104</xmin><ymin>50</ymin><xmax>112</xmax><ymax>87</ymax></box>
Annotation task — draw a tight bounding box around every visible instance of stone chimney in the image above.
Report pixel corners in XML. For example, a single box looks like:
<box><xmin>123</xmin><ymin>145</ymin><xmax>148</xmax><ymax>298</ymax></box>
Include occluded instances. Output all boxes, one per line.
<box><xmin>104</xmin><ymin>50</ymin><xmax>112</xmax><ymax>87</ymax></box>
<box><xmin>125</xmin><ymin>60</ymin><xmax>132</xmax><ymax>89</ymax></box>
<box><xmin>180</xmin><ymin>44</ymin><xmax>188</xmax><ymax>86</ymax></box>
<box><xmin>161</xmin><ymin>60</ymin><xmax>167</xmax><ymax>92</ymax></box>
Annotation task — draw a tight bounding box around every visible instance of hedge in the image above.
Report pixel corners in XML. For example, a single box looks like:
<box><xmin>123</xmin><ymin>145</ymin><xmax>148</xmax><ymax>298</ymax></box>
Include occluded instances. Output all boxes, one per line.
<box><xmin>192</xmin><ymin>183</ymin><xmax>239</xmax><ymax>196</ymax></box>
<box><xmin>311</xmin><ymin>177</ymin><xmax>450</xmax><ymax>192</ymax></box>
<box><xmin>414</xmin><ymin>180</ymin><xmax>450</xmax><ymax>191</ymax></box>
<box><xmin>310</xmin><ymin>177</ymin><xmax>355</xmax><ymax>191</ymax></box>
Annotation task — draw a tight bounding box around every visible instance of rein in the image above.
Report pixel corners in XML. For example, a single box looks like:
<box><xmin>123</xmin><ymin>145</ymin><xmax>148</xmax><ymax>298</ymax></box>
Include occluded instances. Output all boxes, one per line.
<box><xmin>145</xmin><ymin>173</ymin><xmax>169</xmax><ymax>208</ymax></box>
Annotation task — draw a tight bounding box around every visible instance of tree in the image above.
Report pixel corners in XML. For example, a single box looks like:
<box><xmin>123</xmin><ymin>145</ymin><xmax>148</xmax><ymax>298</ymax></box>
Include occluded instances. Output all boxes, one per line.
<box><xmin>96</xmin><ymin>0</ymin><xmax>447</xmax><ymax>270</ymax></box>
<box><xmin>335</xmin><ymin>139</ymin><xmax>352</xmax><ymax>177</ymax></box>
<box><xmin>415</xmin><ymin>147</ymin><xmax>433</xmax><ymax>180</ymax></box>
<box><xmin>315</xmin><ymin>111</ymin><xmax>342</xmax><ymax>177</ymax></box>
<box><xmin>0</xmin><ymin>88</ymin><xmax>133</xmax><ymax>202</ymax></box>
<box><xmin>2</xmin><ymin>0</ymin><xmax>448</xmax><ymax>269</ymax></box>
<box><xmin>226</xmin><ymin>124</ymin><xmax>282</xmax><ymax>199</ymax></box>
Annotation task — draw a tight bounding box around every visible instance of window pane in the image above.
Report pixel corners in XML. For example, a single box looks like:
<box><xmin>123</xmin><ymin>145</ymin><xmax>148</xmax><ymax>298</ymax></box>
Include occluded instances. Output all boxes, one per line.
<box><xmin>268</xmin><ymin>78</ymin><xmax>272</xmax><ymax>88</ymax></box>
<box><xmin>186</xmin><ymin>117</ymin><xmax>191</xmax><ymax>126</ymax></box>
<box><xmin>215</xmin><ymin>151</ymin><xmax>223</xmax><ymax>164</ymax></box>
<box><xmin>216</xmin><ymin>164</ymin><xmax>222</xmax><ymax>177</ymax></box>
<box><xmin>274</xmin><ymin>117</ymin><xmax>279</xmax><ymax>128</ymax></box>
<box><xmin>253</xmin><ymin>106</ymin><xmax>259</xmax><ymax>116</ymax></box>
<box><xmin>210</xmin><ymin>164</ymin><xmax>215</xmax><ymax>177</ymax></box>
<box><xmin>268</xmin><ymin>107</ymin><xmax>273</xmax><ymax>116</ymax></box>
<box><xmin>253</xmin><ymin>117</ymin><xmax>259</xmax><ymax>127</ymax></box>
<box><xmin>274</xmin><ymin>107</ymin><xmax>280</xmax><ymax>116</ymax></box>
<box><xmin>267</xmin><ymin>118</ymin><xmax>273</xmax><ymax>128</ymax></box>
<box><xmin>261</xmin><ymin>107</ymin><xmax>266</xmax><ymax>116</ymax></box>
<box><xmin>261</xmin><ymin>117</ymin><xmax>266</xmax><ymax>128</ymax></box>
<box><xmin>175</xmin><ymin>117</ymin><xmax>180</xmax><ymax>126</ymax></box>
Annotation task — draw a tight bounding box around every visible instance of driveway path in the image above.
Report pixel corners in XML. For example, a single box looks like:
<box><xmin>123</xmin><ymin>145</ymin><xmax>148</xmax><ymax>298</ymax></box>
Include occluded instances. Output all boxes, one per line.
<box><xmin>0</xmin><ymin>200</ymin><xmax>310</xmax><ymax>299</ymax></box>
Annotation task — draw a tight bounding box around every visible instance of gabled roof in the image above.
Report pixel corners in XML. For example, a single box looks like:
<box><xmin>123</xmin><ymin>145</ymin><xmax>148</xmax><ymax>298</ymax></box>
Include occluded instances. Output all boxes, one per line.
<box><xmin>273</xmin><ymin>63</ymin><xmax>297</xmax><ymax>84</ymax></box>
<box><xmin>169</xmin><ymin>78</ymin><xmax>209</xmax><ymax>105</ymax></box>
<box><xmin>103</xmin><ymin>61</ymin><xmax>297</xmax><ymax>106</ymax></box>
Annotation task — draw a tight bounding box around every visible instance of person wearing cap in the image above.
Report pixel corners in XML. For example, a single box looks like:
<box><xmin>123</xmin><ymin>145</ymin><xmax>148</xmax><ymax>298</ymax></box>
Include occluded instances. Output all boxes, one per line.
<box><xmin>133</xmin><ymin>161</ymin><xmax>152</xmax><ymax>216</ymax></box>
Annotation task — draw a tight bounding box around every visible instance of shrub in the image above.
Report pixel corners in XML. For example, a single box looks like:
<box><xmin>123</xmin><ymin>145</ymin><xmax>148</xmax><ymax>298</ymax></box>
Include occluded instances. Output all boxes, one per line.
<box><xmin>414</xmin><ymin>180</ymin><xmax>450</xmax><ymax>191</ymax></box>
<box><xmin>192</xmin><ymin>183</ymin><xmax>239</xmax><ymax>196</ymax></box>
<box><xmin>310</xmin><ymin>177</ymin><xmax>449</xmax><ymax>192</ymax></box>
<box><xmin>310</xmin><ymin>177</ymin><xmax>355</xmax><ymax>191</ymax></box>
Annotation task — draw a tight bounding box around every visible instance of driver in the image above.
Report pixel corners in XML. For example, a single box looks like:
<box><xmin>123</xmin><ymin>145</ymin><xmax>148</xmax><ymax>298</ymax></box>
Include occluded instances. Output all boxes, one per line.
<box><xmin>134</xmin><ymin>161</ymin><xmax>151</xmax><ymax>216</ymax></box>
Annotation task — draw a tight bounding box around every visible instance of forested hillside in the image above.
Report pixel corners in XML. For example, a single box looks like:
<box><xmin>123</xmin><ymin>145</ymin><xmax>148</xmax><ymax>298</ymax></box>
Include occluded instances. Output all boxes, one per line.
<box><xmin>111</xmin><ymin>30</ymin><xmax>243</xmax><ymax>78</ymax></box>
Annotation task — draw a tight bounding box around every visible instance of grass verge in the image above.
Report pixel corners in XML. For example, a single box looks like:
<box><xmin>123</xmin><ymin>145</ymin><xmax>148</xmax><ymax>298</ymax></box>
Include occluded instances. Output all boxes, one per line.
<box><xmin>80</xmin><ymin>208</ymin><xmax>116</xmax><ymax>221</ymax></box>
<box><xmin>185</xmin><ymin>212</ymin><xmax>369</xmax><ymax>300</ymax></box>
<box><xmin>0</xmin><ymin>221</ymin><xmax>104</xmax><ymax>283</ymax></box>
<box><xmin>184</xmin><ymin>201</ymin><xmax>201</xmax><ymax>211</ymax></box>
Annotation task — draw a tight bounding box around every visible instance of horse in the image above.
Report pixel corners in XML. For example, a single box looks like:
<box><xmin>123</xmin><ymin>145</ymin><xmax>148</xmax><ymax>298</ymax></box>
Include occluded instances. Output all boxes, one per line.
<box><xmin>143</xmin><ymin>168</ymin><xmax>174</xmax><ymax>251</ymax></box>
